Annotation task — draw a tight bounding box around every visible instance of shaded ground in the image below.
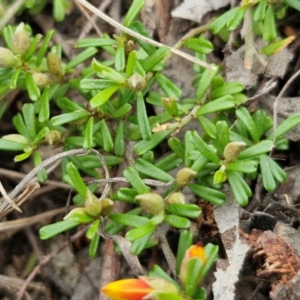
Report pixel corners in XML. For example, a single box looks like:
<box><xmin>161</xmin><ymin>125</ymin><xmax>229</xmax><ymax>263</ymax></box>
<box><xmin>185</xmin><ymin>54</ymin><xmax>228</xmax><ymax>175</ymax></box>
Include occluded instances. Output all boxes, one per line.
<box><xmin>1</xmin><ymin>1</ymin><xmax>300</xmax><ymax>300</ymax></box>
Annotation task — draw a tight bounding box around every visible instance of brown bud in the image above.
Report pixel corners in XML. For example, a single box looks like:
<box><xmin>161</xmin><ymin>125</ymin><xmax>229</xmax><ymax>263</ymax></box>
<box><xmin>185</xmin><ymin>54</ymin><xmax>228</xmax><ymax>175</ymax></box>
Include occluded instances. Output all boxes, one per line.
<box><xmin>13</xmin><ymin>23</ymin><xmax>30</xmax><ymax>55</ymax></box>
<box><xmin>176</xmin><ymin>168</ymin><xmax>197</xmax><ymax>188</ymax></box>
<box><xmin>167</xmin><ymin>192</ymin><xmax>186</xmax><ymax>204</ymax></box>
<box><xmin>32</xmin><ymin>73</ymin><xmax>50</xmax><ymax>87</ymax></box>
<box><xmin>135</xmin><ymin>193</ymin><xmax>164</xmax><ymax>214</ymax></box>
<box><xmin>224</xmin><ymin>141</ymin><xmax>246</xmax><ymax>162</ymax></box>
<box><xmin>47</xmin><ymin>52</ymin><xmax>63</xmax><ymax>75</ymax></box>
<box><xmin>0</xmin><ymin>47</ymin><xmax>18</xmax><ymax>68</ymax></box>
<box><xmin>127</xmin><ymin>73</ymin><xmax>146</xmax><ymax>92</ymax></box>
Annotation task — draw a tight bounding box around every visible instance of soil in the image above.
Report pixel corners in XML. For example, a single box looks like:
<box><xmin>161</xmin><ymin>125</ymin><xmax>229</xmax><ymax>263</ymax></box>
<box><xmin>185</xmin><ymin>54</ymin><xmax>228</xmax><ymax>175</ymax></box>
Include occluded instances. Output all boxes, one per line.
<box><xmin>1</xmin><ymin>1</ymin><xmax>300</xmax><ymax>300</ymax></box>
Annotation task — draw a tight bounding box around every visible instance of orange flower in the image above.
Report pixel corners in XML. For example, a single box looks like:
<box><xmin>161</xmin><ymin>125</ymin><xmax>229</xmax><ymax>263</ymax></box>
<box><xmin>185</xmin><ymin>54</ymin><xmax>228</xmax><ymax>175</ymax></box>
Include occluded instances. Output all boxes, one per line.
<box><xmin>101</xmin><ymin>278</ymin><xmax>153</xmax><ymax>300</ymax></box>
<box><xmin>101</xmin><ymin>276</ymin><xmax>180</xmax><ymax>300</ymax></box>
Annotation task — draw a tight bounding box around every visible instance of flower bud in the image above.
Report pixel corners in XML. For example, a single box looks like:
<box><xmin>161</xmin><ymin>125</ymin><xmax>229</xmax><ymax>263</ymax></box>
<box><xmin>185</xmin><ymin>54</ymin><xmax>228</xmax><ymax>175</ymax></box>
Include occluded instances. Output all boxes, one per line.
<box><xmin>126</xmin><ymin>40</ymin><xmax>135</xmax><ymax>52</ymax></box>
<box><xmin>135</xmin><ymin>193</ymin><xmax>164</xmax><ymax>214</ymax></box>
<box><xmin>32</xmin><ymin>72</ymin><xmax>50</xmax><ymax>88</ymax></box>
<box><xmin>100</xmin><ymin>198</ymin><xmax>114</xmax><ymax>216</ymax></box>
<box><xmin>44</xmin><ymin>130</ymin><xmax>62</xmax><ymax>145</ymax></box>
<box><xmin>0</xmin><ymin>47</ymin><xmax>18</xmax><ymax>68</ymax></box>
<box><xmin>179</xmin><ymin>244</ymin><xmax>207</xmax><ymax>285</ymax></box>
<box><xmin>224</xmin><ymin>141</ymin><xmax>246</xmax><ymax>162</ymax></box>
<box><xmin>175</xmin><ymin>168</ymin><xmax>197</xmax><ymax>188</ymax></box>
<box><xmin>47</xmin><ymin>52</ymin><xmax>63</xmax><ymax>75</ymax></box>
<box><xmin>127</xmin><ymin>73</ymin><xmax>146</xmax><ymax>92</ymax></box>
<box><xmin>13</xmin><ymin>23</ymin><xmax>30</xmax><ymax>55</ymax></box>
<box><xmin>85</xmin><ymin>190</ymin><xmax>102</xmax><ymax>217</ymax></box>
<box><xmin>167</xmin><ymin>192</ymin><xmax>186</xmax><ymax>204</ymax></box>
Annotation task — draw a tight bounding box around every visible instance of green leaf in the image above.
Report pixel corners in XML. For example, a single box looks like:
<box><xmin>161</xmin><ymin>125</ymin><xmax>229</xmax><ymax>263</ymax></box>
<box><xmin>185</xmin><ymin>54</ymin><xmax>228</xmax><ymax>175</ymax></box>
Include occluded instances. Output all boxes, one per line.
<box><xmin>176</xmin><ymin>230</ymin><xmax>193</xmax><ymax>274</ymax></box>
<box><xmin>210</xmin><ymin>7</ymin><xmax>239</xmax><ymax>34</ymax></box>
<box><xmin>185</xmin><ymin>131</ymin><xmax>195</xmax><ymax>167</ymax></box>
<box><xmin>168</xmin><ymin>137</ymin><xmax>185</xmax><ymax>160</ymax></box>
<box><xmin>125</xmin><ymin>220</ymin><xmax>156</xmax><ymax>241</ymax></box>
<box><xmin>155</xmin><ymin>153</ymin><xmax>183</xmax><ymax>172</ymax></box>
<box><xmin>111</xmin><ymin>103</ymin><xmax>132</xmax><ymax>118</ymax></box>
<box><xmin>156</xmin><ymin>73</ymin><xmax>182</xmax><ymax>100</ymax></box>
<box><xmin>227</xmin><ymin>170</ymin><xmax>251</xmax><ymax>206</ymax></box>
<box><xmin>227</xmin><ymin>7</ymin><xmax>246</xmax><ymax>31</ymax></box>
<box><xmin>260</xmin><ymin>36</ymin><xmax>295</xmax><ymax>55</ymax></box>
<box><xmin>164</xmin><ymin>214</ymin><xmax>190</xmax><ymax>228</ymax></box>
<box><xmin>64</xmin><ymin>208</ymin><xmax>94</xmax><ymax>223</ymax></box>
<box><xmin>100</xmin><ymin>120</ymin><xmax>114</xmax><ymax>152</ymax></box>
<box><xmin>131</xmin><ymin>231</ymin><xmax>155</xmax><ymax>255</ymax></box>
<box><xmin>269</xmin><ymin>157</ymin><xmax>286</xmax><ymax>183</ymax></box>
<box><xmin>25</xmin><ymin>72</ymin><xmax>40</xmax><ymax>101</ymax></box>
<box><xmin>115</xmin><ymin>44</ymin><xmax>125</xmax><ymax>71</ymax></box>
<box><xmin>201</xmin><ymin>244</ymin><xmax>219</xmax><ymax>278</ymax></box>
<box><xmin>149</xmin><ymin>265</ymin><xmax>180</xmax><ymax>289</ymax></box>
<box><xmin>88</xmin><ymin>232</ymin><xmax>100</xmax><ymax>258</ymax></box>
<box><xmin>83</xmin><ymin>117</ymin><xmax>94</xmax><ymax>149</ymax></box>
<box><xmin>123</xmin><ymin>166</ymin><xmax>151</xmax><ymax>194</ymax></box>
<box><xmin>76</xmin><ymin>37</ymin><xmax>117</xmax><ymax>48</ymax></box>
<box><xmin>90</xmin><ymin>85</ymin><xmax>120</xmax><ymax>108</ymax></box>
<box><xmin>166</xmin><ymin>203</ymin><xmax>202</xmax><ymax>219</ymax></box>
<box><xmin>123</xmin><ymin>0</ymin><xmax>145</xmax><ymax>27</ymax></box>
<box><xmin>10</xmin><ymin>68</ymin><xmax>21</xmax><ymax>89</ymax></box>
<box><xmin>114</xmin><ymin>188</ymin><xmax>139</xmax><ymax>203</ymax></box>
<box><xmin>137</xmin><ymin>93</ymin><xmax>152</xmax><ymax>140</ymax></box>
<box><xmin>196</xmin><ymin>65</ymin><xmax>219</xmax><ymax>100</ymax></box>
<box><xmin>263</xmin><ymin>5</ymin><xmax>277</xmax><ymax>41</ymax></box>
<box><xmin>236</xmin><ymin>107</ymin><xmax>260</xmax><ymax>142</ymax></box>
<box><xmin>198</xmin><ymin>116</ymin><xmax>216</xmax><ymax>138</ymax></box>
<box><xmin>134</xmin><ymin>130</ymin><xmax>172</xmax><ymax>155</ymax></box>
<box><xmin>226</xmin><ymin>160</ymin><xmax>258</xmax><ymax>173</ymax></box>
<box><xmin>126</xmin><ymin>50</ymin><xmax>137</xmax><ymax>77</ymax></box>
<box><xmin>192</xmin><ymin>131</ymin><xmax>221</xmax><ymax>164</ymax></box>
<box><xmin>135</xmin><ymin>158</ymin><xmax>174</xmax><ymax>182</ymax></box>
<box><xmin>254</xmin><ymin>0</ymin><xmax>268</xmax><ymax>21</ymax></box>
<box><xmin>216</xmin><ymin>121</ymin><xmax>229</xmax><ymax>151</ymax></box>
<box><xmin>185</xmin><ymin>258</ymin><xmax>203</xmax><ymax>297</ymax></box>
<box><xmin>66</xmin><ymin>162</ymin><xmax>88</xmax><ymax>198</ymax></box>
<box><xmin>189</xmin><ymin>184</ymin><xmax>226</xmax><ymax>205</ymax></box>
<box><xmin>142</xmin><ymin>46</ymin><xmax>169</xmax><ymax>72</ymax></box>
<box><xmin>210</xmin><ymin>82</ymin><xmax>244</xmax><ymax>99</ymax></box>
<box><xmin>238</xmin><ymin>140</ymin><xmax>274</xmax><ymax>159</ymax></box>
<box><xmin>36</xmin><ymin>30</ymin><xmax>55</xmax><ymax>67</ymax></box>
<box><xmin>23</xmin><ymin>103</ymin><xmax>36</xmax><ymax>140</ymax></box>
<box><xmin>51</xmin><ymin>110</ymin><xmax>89</xmax><ymax>126</ymax></box>
<box><xmin>92</xmin><ymin>59</ymin><xmax>126</xmax><ymax>84</ymax></box>
<box><xmin>259</xmin><ymin>154</ymin><xmax>276</xmax><ymax>191</ymax></box>
<box><xmin>114</xmin><ymin>120</ymin><xmax>124</xmax><ymax>157</ymax></box>
<box><xmin>286</xmin><ymin>0</ymin><xmax>300</xmax><ymax>11</ymax></box>
<box><xmin>109</xmin><ymin>213</ymin><xmax>149</xmax><ymax>227</ymax></box>
<box><xmin>0</xmin><ymin>138</ymin><xmax>25</xmax><ymax>151</ymax></box>
<box><xmin>197</xmin><ymin>95</ymin><xmax>235</xmax><ymax>116</ymax></box>
<box><xmin>267</xmin><ymin>114</ymin><xmax>300</xmax><ymax>140</ymax></box>
<box><xmin>39</xmin><ymin>86</ymin><xmax>50</xmax><ymax>122</ymax></box>
<box><xmin>39</xmin><ymin>220</ymin><xmax>79</xmax><ymax>240</ymax></box>
<box><xmin>183</xmin><ymin>37</ymin><xmax>213</xmax><ymax>54</ymax></box>
<box><xmin>65</xmin><ymin>47</ymin><xmax>98</xmax><ymax>72</ymax></box>
<box><xmin>130</xmin><ymin>21</ymin><xmax>156</xmax><ymax>55</ymax></box>
<box><xmin>34</xmin><ymin>150</ymin><xmax>47</xmax><ymax>182</ymax></box>
<box><xmin>56</xmin><ymin>96</ymin><xmax>83</xmax><ymax>112</ymax></box>
<box><xmin>86</xmin><ymin>219</ymin><xmax>100</xmax><ymax>239</ymax></box>
<box><xmin>252</xmin><ymin>109</ymin><xmax>273</xmax><ymax>139</ymax></box>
